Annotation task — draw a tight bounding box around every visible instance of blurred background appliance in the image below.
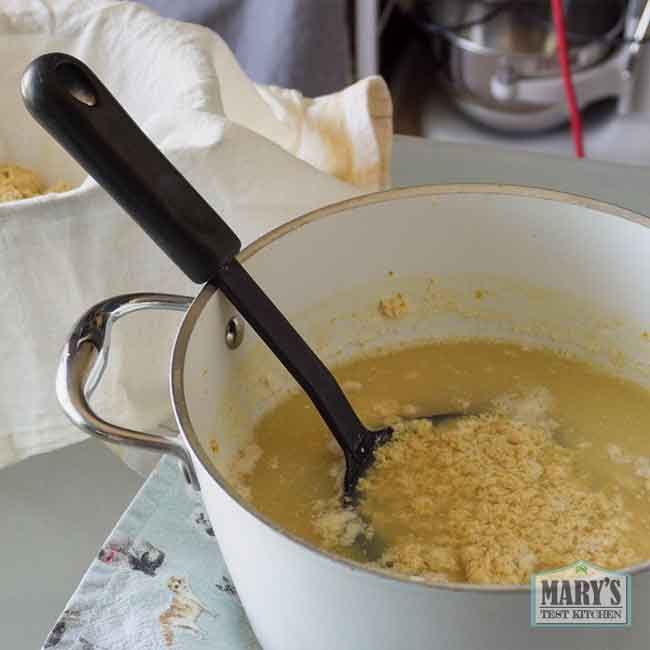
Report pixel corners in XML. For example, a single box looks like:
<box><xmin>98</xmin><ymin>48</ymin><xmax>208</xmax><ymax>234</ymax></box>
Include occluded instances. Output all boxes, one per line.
<box><xmin>382</xmin><ymin>0</ymin><xmax>650</xmax><ymax>164</ymax></box>
<box><xmin>417</xmin><ymin>0</ymin><xmax>630</xmax><ymax>133</ymax></box>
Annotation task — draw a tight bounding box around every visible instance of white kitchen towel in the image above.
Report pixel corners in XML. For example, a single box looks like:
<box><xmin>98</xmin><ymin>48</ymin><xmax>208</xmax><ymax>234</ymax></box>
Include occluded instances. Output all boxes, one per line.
<box><xmin>0</xmin><ymin>0</ymin><xmax>392</xmax><ymax>470</ymax></box>
<box><xmin>256</xmin><ymin>81</ymin><xmax>393</xmax><ymax>189</ymax></box>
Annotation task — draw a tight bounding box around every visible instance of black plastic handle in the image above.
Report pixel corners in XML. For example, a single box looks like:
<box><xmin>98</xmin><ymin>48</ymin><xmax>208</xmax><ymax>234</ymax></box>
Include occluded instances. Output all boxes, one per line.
<box><xmin>22</xmin><ymin>53</ymin><xmax>241</xmax><ymax>283</ymax></box>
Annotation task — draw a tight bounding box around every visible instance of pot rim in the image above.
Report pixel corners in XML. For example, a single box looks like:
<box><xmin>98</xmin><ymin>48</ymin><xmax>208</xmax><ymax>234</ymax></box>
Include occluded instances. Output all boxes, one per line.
<box><xmin>171</xmin><ymin>183</ymin><xmax>650</xmax><ymax>593</ymax></box>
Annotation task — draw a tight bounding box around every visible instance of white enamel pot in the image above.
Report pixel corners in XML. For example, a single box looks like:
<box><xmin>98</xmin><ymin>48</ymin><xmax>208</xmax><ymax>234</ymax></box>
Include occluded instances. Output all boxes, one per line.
<box><xmin>57</xmin><ymin>185</ymin><xmax>650</xmax><ymax>650</ymax></box>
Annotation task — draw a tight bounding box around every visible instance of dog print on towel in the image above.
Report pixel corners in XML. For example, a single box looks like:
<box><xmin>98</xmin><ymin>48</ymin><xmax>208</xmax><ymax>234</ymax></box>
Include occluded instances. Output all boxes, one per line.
<box><xmin>98</xmin><ymin>532</ymin><xmax>165</xmax><ymax>576</ymax></box>
<box><xmin>77</xmin><ymin>637</ymin><xmax>107</xmax><ymax>650</ymax></box>
<box><xmin>160</xmin><ymin>576</ymin><xmax>216</xmax><ymax>646</ymax></box>
<box><xmin>192</xmin><ymin>507</ymin><xmax>215</xmax><ymax>537</ymax></box>
<box><xmin>44</xmin><ymin>609</ymin><xmax>81</xmax><ymax>647</ymax></box>
<box><xmin>215</xmin><ymin>575</ymin><xmax>238</xmax><ymax>599</ymax></box>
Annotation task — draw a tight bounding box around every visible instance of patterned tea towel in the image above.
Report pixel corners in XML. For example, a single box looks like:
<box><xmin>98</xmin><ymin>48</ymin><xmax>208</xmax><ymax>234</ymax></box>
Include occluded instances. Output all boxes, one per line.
<box><xmin>42</xmin><ymin>455</ymin><xmax>259</xmax><ymax>650</ymax></box>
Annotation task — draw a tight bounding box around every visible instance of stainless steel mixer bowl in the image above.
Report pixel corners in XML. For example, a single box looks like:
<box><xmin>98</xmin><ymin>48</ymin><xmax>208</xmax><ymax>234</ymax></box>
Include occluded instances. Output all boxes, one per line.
<box><xmin>424</xmin><ymin>0</ymin><xmax>627</xmax><ymax>132</ymax></box>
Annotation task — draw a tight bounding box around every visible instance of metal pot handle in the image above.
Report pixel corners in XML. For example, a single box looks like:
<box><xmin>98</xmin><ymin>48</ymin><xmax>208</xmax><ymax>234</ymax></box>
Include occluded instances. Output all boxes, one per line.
<box><xmin>56</xmin><ymin>292</ymin><xmax>200</xmax><ymax>489</ymax></box>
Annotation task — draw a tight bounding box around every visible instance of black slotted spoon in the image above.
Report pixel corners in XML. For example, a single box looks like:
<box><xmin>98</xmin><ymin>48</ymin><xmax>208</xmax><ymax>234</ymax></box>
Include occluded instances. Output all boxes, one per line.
<box><xmin>22</xmin><ymin>53</ymin><xmax>460</xmax><ymax>500</ymax></box>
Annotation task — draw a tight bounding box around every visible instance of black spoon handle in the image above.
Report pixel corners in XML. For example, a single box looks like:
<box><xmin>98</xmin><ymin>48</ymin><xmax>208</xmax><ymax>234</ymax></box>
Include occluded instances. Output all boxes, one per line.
<box><xmin>217</xmin><ymin>260</ymin><xmax>371</xmax><ymax>458</ymax></box>
<box><xmin>22</xmin><ymin>53</ymin><xmax>370</xmax><ymax>462</ymax></box>
<box><xmin>22</xmin><ymin>53</ymin><xmax>240</xmax><ymax>283</ymax></box>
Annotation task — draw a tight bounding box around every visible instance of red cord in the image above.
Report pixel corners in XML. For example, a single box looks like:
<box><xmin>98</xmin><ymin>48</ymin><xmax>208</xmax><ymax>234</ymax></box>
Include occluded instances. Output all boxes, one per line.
<box><xmin>551</xmin><ymin>0</ymin><xmax>584</xmax><ymax>158</ymax></box>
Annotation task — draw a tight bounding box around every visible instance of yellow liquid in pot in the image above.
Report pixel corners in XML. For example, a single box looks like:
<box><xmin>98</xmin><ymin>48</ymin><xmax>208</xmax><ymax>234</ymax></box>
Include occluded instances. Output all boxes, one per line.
<box><xmin>229</xmin><ymin>341</ymin><xmax>650</xmax><ymax>585</ymax></box>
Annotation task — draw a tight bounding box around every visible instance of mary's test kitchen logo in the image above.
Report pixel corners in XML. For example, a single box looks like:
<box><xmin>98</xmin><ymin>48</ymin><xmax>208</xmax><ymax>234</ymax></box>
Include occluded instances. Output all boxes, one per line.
<box><xmin>532</xmin><ymin>561</ymin><xmax>631</xmax><ymax>627</ymax></box>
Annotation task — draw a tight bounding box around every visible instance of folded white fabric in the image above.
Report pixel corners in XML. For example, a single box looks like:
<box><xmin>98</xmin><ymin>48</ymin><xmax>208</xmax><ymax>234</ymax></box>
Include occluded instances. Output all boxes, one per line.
<box><xmin>0</xmin><ymin>0</ymin><xmax>392</xmax><ymax>470</ymax></box>
<box><xmin>256</xmin><ymin>81</ymin><xmax>393</xmax><ymax>189</ymax></box>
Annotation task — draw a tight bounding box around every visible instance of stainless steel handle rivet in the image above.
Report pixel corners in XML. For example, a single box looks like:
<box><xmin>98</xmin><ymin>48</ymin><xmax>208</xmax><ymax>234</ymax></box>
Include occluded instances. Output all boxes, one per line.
<box><xmin>225</xmin><ymin>316</ymin><xmax>245</xmax><ymax>349</ymax></box>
